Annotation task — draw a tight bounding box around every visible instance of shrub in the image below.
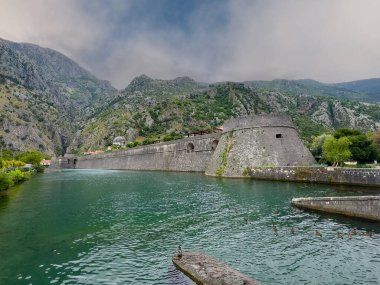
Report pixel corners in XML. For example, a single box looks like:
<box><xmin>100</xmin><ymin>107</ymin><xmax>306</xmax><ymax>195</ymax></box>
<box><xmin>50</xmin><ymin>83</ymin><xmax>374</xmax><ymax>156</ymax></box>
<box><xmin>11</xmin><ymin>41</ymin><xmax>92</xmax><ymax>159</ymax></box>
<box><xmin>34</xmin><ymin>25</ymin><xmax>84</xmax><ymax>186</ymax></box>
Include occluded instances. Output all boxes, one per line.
<box><xmin>9</xmin><ymin>169</ymin><xmax>30</xmax><ymax>183</ymax></box>
<box><xmin>0</xmin><ymin>173</ymin><xmax>13</xmax><ymax>191</ymax></box>
<box><xmin>33</xmin><ymin>164</ymin><xmax>45</xmax><ymax>173</ymax></box>
<box><xmin>16</xmin><ymin>150</ymin><xmax>44</xmax><ymax>165</ymax></box>
<box><xmin>127</xmin><ymin>141</ymin><xmax>140</xmax><ymax>148</ymax></box>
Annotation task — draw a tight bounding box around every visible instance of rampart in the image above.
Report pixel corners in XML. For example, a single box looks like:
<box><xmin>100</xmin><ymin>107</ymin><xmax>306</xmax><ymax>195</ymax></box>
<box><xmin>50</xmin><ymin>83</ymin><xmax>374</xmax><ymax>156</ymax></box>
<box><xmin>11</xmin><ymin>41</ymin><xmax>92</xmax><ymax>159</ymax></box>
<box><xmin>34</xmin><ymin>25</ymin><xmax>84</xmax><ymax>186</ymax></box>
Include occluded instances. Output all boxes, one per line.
<box><xmin>52</xmin><ymin>114</ymin><xmax>317</xmax><ymax>175</ymax></box>
<box><xmin>74</xmin><ymin>133</ymin><xmax>221</xmax><ymax>172</ymax></box>
<box><xmin>205</xmin><ymin>115</ymin><xmax>316</xmax><ymax>177</ymax></box>
<box><xmin>247</xmin><ymin>166</ymin><xmax>380</xmax><ymax>186</ymax></box>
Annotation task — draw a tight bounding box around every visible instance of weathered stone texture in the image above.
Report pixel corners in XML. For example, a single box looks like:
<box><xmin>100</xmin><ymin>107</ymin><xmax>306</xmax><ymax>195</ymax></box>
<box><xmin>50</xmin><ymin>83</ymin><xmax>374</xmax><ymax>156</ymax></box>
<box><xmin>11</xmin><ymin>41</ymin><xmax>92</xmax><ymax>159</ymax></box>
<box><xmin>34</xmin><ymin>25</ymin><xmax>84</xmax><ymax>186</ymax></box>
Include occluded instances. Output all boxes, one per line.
<box><xmin>54</xmin><ymin>115</ymin><xmax>317</xmax><ymax>176</ymax></box>
<box><xmin>292</xmin><ymin>196</ymin><xmax>380</xmax><ymax>221</ymax></box>
<box><xmin>76</xmin><ymin>133</ymin><xmax>220</xmax><ymax>172</ymax></box>
<box><xmin>172</xmin><ymin>251</ymin><xmax>260</xmax><ymax>285</ymax></box>
<box><xmin>248</xmin><ymin>166</ymin><xmax>380</xmax><ymax>186</ymax></box>
<box><xmin>205</xmin><ymin>115</ymin><xmax>316</xmax><ymax>177</ymax></box>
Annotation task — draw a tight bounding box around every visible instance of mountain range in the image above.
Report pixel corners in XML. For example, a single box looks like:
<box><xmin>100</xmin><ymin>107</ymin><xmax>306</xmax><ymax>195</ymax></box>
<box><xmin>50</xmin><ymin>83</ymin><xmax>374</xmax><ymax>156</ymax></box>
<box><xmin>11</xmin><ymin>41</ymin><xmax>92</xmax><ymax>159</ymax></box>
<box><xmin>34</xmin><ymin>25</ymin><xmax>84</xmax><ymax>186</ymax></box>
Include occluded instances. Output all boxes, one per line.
<box><xmin>1</xmin><ymin>38</ymin><xmax>380</xmax><ymax>155</ymax></box>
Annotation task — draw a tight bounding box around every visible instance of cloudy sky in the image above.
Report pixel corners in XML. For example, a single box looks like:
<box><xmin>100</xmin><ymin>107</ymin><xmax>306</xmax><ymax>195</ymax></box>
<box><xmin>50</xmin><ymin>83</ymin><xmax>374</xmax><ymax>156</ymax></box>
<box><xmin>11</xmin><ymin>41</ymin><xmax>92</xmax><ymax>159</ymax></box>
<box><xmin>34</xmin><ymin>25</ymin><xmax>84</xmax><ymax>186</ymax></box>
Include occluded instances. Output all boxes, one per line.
<box><xmin>1</xmin><ymin>0</ymin><xmax>380</xmax><ymax>88</ymax></box>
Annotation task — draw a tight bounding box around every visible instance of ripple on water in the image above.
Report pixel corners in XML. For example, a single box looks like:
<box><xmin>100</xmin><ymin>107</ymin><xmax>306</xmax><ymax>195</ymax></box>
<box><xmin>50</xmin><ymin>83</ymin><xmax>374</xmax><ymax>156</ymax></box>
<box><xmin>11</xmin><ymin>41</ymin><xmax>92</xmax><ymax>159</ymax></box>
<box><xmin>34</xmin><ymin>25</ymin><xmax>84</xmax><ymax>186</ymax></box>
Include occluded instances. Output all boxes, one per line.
<box><xmin>0</xmin><ymin>170</ymin><xmax>379</xmax><ymax>284</ymax></box>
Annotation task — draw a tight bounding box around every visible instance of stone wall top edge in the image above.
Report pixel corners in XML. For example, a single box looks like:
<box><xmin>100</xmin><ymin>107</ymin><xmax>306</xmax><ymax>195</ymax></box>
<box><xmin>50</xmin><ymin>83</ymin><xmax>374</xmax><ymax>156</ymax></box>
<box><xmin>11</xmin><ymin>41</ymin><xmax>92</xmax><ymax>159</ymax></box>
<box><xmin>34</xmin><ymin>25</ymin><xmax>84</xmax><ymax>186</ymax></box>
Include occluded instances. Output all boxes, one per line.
<box><xmin>293</xmin><ymin>196</ymin><xmax>380</xmax><ymax>202</ymax></box>
<box><xmin>222</xmin><ymin>125</ymin><xmax>296</xmax><ymax>134</ymax></box>
<box><xmin>77</xmin><ymin>132</ymin><xmax>221</xmax><ymax>160</ymax></box>
<box><xmin>250</xmin><ymin>166</ymin><xmax>380</xmax><ymax>171</ymax></box>
<box><xmin>223</xmin><ymin>114</ymin><xmax>294</xmax><ymax>131</ymax></box>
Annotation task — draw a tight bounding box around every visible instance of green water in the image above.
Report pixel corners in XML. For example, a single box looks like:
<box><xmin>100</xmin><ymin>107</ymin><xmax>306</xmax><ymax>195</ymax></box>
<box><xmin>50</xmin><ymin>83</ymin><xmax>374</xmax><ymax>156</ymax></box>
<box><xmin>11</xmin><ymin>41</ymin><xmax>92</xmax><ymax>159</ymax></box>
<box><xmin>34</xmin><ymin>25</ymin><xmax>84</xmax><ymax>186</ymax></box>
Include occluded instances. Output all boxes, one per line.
<box><xmin>0</xmin><ymin>170</ymin><xmax>379</xmax><ymax>285</ymax></box>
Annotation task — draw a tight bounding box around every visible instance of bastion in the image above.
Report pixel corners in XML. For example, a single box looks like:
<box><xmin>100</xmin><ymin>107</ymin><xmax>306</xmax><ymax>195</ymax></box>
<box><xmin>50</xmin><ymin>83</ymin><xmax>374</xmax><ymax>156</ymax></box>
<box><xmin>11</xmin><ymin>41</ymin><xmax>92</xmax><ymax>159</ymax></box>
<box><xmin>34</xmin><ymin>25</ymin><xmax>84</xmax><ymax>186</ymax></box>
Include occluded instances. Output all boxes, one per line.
<box><xmin>205</xmin><ymin>114</ymin><xmax>316</xmax><ymax>177</ymax></box>
<box><xmin>52</xmin><ymin>114</ymin><xmax>316</xmax><ymax>175</ymax></box>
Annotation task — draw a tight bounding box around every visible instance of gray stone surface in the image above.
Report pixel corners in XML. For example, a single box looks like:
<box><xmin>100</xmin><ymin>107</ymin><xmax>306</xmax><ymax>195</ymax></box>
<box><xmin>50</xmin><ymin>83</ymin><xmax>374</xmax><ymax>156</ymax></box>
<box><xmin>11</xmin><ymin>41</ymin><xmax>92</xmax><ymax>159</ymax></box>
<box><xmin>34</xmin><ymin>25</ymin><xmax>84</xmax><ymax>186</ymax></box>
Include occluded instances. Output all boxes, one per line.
<box><xmin>223</xmin><ymin>114</ymin><xmax>294</xmax><ymax>131</ymax></box>
<box><xmin>172</xmin><ymin>251</ymin><xmax>260</xmax><ymax>285</ymax></box>
<box><xmin>53</xmin><ymin>115</ymin><xmax>317</xmax><ymax>177</ymax></box>
<box><xmin>206</xmin><ymin>115</ymin><xmax>316</xmax><ymax>177</ymax></box>
<box><xmin>248</xmin><ymin>166</ymin><xmax>380</xmax><ymax>186</ymax></box>
<box><xmin>292</xmin><ymin>196</ymin><xmax>380</xmax><ymax>221</ymax></box>
<box><xmin>76</xmin><ymin>133</ymin><xmax>221</xmax><ymax>172</ymax></box>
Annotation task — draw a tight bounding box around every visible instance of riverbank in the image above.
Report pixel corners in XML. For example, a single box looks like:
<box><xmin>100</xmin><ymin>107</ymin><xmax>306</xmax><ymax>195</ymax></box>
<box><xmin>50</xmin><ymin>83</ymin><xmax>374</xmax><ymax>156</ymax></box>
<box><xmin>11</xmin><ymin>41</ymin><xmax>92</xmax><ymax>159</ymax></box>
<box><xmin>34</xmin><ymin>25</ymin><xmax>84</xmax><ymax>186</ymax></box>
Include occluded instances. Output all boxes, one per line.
<box><xmin>0</xmin><ymin>165</ymin><xmax>44</xmax><ymax>192</ymax></box>
<box><xmin>0</xmin><ymin>169</ymin><xmax>31</xmax><ymax>192</ymax></box>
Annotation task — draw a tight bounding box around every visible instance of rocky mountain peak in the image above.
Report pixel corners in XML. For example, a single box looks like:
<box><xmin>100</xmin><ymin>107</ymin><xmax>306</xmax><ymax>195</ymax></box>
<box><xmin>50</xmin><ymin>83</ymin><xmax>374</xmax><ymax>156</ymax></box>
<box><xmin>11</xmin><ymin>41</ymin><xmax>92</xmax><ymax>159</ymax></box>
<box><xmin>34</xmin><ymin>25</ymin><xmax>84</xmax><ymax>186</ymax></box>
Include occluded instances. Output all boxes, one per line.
<box><xmin>171</xmin><ymin>76</ymin><xmax>196</xmax><ymax>86</ymax></box>
<box><xmin>125</xmin><ymin>74</ymin><xmax>154</xmax><ymax>93</ymax></box>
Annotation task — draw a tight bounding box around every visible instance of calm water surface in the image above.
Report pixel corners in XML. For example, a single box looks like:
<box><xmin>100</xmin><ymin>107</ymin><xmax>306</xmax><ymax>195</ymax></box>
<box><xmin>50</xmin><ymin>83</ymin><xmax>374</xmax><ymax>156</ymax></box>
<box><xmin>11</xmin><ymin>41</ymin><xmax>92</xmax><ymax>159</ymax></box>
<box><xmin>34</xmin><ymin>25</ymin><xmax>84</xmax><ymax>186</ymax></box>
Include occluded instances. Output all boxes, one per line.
<box><xmin>0</xmin><ymin>170</ymin><xmax>379</xmax><ymax>285</ymax></box>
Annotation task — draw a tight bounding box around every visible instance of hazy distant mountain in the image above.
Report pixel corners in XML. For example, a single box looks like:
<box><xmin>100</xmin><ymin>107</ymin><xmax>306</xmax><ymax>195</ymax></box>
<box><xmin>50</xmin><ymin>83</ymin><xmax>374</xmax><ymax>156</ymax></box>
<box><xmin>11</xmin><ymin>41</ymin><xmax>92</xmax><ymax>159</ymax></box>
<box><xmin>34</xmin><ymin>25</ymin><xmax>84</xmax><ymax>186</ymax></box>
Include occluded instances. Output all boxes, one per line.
<box><xmin>247</xmin><ymin>79</ymin><xmax>368</xmax><ymax>101</ymax></box>
<box><xmin>332</xmin><ymin>78</ymin><xmax>380</xmax><ymax>102</ymax></box>
<box><xmin>123</xmin><ymin>74</ymin><xmax>207</xmax><ymax>97</ymax></box>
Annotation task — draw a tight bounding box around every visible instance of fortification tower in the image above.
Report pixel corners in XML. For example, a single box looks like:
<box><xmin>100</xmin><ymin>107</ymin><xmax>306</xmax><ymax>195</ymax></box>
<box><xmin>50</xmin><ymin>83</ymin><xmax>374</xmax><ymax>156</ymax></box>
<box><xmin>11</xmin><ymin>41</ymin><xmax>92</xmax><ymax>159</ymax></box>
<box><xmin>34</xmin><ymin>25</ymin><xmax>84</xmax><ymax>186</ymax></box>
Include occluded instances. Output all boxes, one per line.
<box><xmin>205</xmin><ymin>114</ymin><xmax>316</xmax><ymax>177</ymax></box>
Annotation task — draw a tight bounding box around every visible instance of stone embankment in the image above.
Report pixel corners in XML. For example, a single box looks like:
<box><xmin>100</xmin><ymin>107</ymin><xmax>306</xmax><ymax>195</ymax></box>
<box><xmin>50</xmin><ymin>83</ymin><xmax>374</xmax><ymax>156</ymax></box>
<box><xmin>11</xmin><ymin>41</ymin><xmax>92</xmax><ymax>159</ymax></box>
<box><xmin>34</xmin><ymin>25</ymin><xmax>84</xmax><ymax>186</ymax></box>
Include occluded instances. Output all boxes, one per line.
<box><xmin>291</xmin><ymin>196</ymin><xmax>380</xmax><ymax>221</ymax></box>
<box><xmin>172</xmin><ymin>251</ymin><xmax>260</xmax><ymax>285</ymax></box>
<box><xmin>247</xmin><ymin>166</ymin><xmax>380</xmax><ymax>186</ymax></box>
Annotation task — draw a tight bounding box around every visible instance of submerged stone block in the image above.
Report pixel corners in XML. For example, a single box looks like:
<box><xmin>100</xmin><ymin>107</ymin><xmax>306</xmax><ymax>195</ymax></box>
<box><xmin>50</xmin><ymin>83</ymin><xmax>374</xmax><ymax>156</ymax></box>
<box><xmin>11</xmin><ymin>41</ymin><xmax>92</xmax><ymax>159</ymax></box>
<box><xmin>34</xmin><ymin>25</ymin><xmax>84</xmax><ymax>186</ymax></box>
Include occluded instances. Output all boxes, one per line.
<box><xmin>172</xmin><ymin>251</ymin><xmax>260</xmax><ymax>285</ymax></box>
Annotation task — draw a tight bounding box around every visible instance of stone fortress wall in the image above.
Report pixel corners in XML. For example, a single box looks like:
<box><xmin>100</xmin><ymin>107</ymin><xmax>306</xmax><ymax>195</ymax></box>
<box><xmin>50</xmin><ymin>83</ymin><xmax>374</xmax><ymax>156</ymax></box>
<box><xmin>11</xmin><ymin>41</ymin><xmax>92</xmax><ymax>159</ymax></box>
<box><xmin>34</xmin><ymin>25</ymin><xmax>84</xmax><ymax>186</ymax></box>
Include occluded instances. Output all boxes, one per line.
<box><xmin>56</xmin><ymin>114</ymin><xmax>317</xmax><ymax>177</ymax></box>
<box><xmin>205</xmin><ymin>115</ymin><xmax>316</xmax><ymax>177</ymax></box>
<box><xmin>75</xmin><ymin>133</ymin><xmax>221</xmax><ymax>172</ymax></box>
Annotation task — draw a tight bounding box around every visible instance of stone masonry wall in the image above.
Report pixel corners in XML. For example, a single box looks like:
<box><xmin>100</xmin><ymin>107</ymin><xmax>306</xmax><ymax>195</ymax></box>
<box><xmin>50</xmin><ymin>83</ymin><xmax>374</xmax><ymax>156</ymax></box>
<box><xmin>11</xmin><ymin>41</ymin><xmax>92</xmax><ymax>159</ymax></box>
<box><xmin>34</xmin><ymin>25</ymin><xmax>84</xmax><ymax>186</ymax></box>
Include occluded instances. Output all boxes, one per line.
<box><xmin>248</xmin><ymin>166</ymin><xmax>380</xmax><ymax>186</ymax></box>
<box><xmin>75</xmin><ymin>133</ymin><xmax>221</xmax><ymax>172</ymax></box>
<box><xmin>292</xmin><ymin>196</ymin><xmax>380</xmax><ymax>221</ymax></box>
<box><xmin>205</xmin><ymin>125</ymin><xmax>316</xmax><ymax>177</ymax></box>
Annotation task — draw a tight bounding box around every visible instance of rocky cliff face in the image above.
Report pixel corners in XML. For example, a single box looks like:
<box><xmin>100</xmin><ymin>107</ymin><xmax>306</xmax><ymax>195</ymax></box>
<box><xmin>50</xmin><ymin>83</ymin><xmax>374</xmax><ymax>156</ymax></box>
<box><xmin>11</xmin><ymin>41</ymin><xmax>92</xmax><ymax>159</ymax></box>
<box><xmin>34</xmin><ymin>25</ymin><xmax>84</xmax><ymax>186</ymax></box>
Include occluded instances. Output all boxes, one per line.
<box><xmin>0</xmin><ymin>38</ymin><xmax>118</xmax><ymax>154</ymax></box>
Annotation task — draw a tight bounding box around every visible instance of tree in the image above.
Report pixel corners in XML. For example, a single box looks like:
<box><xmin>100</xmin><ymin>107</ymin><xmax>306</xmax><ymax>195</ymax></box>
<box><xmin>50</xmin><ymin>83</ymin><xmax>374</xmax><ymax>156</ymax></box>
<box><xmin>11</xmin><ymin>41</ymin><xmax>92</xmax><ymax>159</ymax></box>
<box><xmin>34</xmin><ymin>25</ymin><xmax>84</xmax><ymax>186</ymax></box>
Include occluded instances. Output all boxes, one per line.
<box><xmin>1</xmin><ymin>160</ymin><xmax>25</xmax><ymax>170</ymax></box>
<box><xmin>0</xmin><ymin>148</ymin><xmax>14</xmax><ymax>161</ymax></box>
<box><xmin>333</xmin><ymin>129</ymin><xmax>378</xmax><ymax>164</ymax></box>
<box><xmin>334</xmin><ymin>128</ymin><xmax>361</xmax><ymax>139</ymax></box>
<box><xmin>309</xmin><ymin>134</ymin><xmax>331</xmax><ymax>158</ymax></box>
<box><xmin>322</xmin><ymin>136</ymin><xmax>352</xmax><ymax>166</ymax></box>
<box><xmin>372</xmin><ymin>129</ymin><xmax>380</xmax><ymax>151</ymax></box>
<box><xmin>349</xmin><ymin>134</ymin><xmax>378</xmax><ymax>163</ymax></box>
<box><xmin>16</xmin><ymin>150</ymin><xmax>44</xmax><ymax>165</ymax></box>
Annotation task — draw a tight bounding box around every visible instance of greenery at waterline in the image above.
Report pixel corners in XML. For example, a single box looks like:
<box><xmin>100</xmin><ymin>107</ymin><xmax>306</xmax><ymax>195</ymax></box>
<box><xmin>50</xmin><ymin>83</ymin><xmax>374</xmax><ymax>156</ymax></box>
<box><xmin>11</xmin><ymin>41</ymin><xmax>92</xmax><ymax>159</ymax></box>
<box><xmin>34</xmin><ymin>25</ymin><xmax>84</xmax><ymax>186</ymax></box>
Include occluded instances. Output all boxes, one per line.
<box><xmin>0</xmin><ymin>149</ymin><xmax>47</xmax><ymax>191</ymax></box>
<box><xmin>310</xmin><ymin>128</ymin><xmax>379</xmax><ymax>166</ymax></box>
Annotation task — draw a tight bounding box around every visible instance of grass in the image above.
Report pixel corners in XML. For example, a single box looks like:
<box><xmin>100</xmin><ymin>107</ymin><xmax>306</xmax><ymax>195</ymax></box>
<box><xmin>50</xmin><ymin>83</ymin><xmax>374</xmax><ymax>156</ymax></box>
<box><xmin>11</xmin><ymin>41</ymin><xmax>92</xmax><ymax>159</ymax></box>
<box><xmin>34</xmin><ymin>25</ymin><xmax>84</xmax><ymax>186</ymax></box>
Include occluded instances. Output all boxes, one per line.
<box><xmin>216</xmin><ymin>132</ymin><xmax>233</xmax><ymax>177</ymax></box>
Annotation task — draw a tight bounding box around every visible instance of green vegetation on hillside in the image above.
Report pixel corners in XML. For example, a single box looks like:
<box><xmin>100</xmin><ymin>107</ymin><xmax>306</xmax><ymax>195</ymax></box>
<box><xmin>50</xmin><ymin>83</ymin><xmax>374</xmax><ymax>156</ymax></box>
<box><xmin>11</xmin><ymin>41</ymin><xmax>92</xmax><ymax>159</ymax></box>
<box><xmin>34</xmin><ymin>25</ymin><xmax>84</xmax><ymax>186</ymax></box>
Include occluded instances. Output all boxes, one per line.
<box><xmin>2</xmin><ymin>38</ymin><xmax>380</xmax><ymax>156</ymax></box>
<box><xmin>72</xmin><ymin>80</ymin><xmax>380</xmax><ymax>153</ymax></box>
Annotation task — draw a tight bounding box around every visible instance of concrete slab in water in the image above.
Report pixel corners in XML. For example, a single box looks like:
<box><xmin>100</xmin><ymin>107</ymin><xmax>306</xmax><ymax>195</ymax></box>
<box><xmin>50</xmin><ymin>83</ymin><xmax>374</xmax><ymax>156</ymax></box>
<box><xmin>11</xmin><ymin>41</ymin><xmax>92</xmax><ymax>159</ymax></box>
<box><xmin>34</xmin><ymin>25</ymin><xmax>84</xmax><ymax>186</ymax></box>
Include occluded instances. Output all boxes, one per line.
<box><xmin>172</xmin><ymin>251</ymin><xmax>260</xmax><ymax>285</ymax></box>
<box><xmin>292</xmin><ymin>196</ymin><xmax>380</xmax><ymax>221</ymax></box>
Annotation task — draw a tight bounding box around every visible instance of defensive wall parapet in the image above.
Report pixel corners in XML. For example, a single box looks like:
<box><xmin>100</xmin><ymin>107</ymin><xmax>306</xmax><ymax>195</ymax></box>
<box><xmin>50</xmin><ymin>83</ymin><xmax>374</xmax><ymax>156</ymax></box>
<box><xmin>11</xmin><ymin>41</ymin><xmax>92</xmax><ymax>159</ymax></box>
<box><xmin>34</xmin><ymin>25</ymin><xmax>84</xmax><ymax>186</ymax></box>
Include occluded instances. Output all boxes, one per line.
<box><xmin>75</xmin><ymin>133</ymin><xmax>221</xmax><ymax>172</ymax></box>
<box><xmin>223</xmin><ymin>114</ymin><xmax>294</xmax><ymax>131</ymax></box>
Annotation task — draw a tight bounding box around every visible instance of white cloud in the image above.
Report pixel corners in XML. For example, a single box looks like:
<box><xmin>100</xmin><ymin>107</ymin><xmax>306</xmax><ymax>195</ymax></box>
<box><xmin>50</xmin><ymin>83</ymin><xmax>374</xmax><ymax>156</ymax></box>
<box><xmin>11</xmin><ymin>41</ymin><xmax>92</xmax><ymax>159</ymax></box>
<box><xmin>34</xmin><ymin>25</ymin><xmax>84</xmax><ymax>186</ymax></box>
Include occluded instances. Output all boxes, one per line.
<box><xmin>0</xmin><ymin>0</ymin><xmax>380</xmax><ymax>88</ymax></box>
<box><xmin>216</xmin><ymin>0</ymin><xmax>380</xmax><ymax>83</ymax></box>
<box><xmin>0</xmin><ymin>0</ymin><xmax>108</xmax><ymax>61</ymax></box>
